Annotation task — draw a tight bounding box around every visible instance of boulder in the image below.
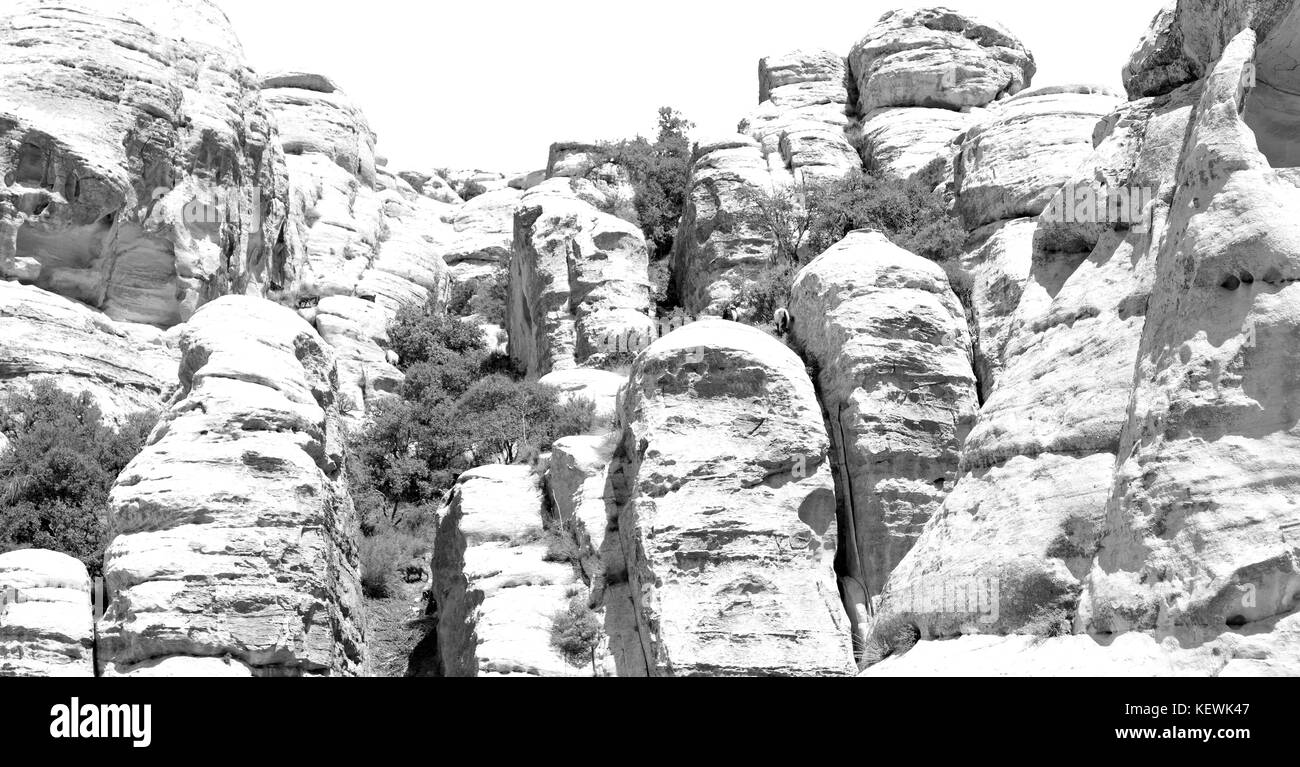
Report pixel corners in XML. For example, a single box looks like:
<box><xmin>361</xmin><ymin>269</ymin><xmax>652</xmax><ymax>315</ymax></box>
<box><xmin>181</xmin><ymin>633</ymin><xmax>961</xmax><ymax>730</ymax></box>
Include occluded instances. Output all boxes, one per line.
<box><xmin>434</xmin><ymin>188</ymin><xmax>523</xmax><ymax>286</ymax></box>
<box><xmin>848</xmin><ymin>8</ymin><xmax>1036</xmax><ymax>113</ymax></box>
<box><xmin>0</xmin><ymin>550</ymin><xmax>94</xmax><ymax>677</ymax></box>
<box><xmin>600</xmin><ymin>319</ymin><xmax>854</xmax><ymax>676</ymax></box>
<box><xmin>671</xmin><ymin>136</ymin><xmax>779</xmax><ymax>317</ymax></box>
<box><xmin>789</xmin><ymin>232</ymin><xmax>978</xmax><ymax>619</ymax></box>
<box><xmin>0</xmin><ymin>0</ymin><xmax>291</xmax><ymax>327</ymax></box>
<box><xmin>857</xmin><ymin>107</ymin><xmax>974</xmax><ymax>182</ymax></box>
<box><xmin>314</xmin><ymin>296</ymin><xmax>404</xmax><ymax>419</ymax></box>
<box><xmin>547</xmin><ymin>433</ymin><xmax>619</xmax><ymax>588</ymax></box>
<box><xmin>507</xmin><ymin>186</ymin><xmax>652</xmax><ymax>378</ymax></box>
<box><xmin>429</xmin><ymin>465</ymin><xmax>590</xmax><ymax>676</ymax></box>
<box><xmin>98</xmin><ymin>296</ymin><xmax>365</xmax><ymax>676</ymax></box>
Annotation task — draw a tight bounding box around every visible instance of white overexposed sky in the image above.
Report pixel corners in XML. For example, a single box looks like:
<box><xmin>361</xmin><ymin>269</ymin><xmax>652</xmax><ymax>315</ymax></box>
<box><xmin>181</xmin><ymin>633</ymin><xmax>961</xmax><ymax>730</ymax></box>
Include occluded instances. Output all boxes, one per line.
<box><xmin>216</xmin><ymin>0</ymin><xmax>1169</xmax><ymax>174</ymax></box>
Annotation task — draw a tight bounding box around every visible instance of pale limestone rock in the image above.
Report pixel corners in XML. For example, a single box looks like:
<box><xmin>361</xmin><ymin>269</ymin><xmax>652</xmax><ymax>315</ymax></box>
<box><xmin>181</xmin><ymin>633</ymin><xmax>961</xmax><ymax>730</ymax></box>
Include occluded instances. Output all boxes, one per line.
<box><xmin>857</xmin><ymin>107</ymin><xmax>974</xmax><ymax>182</ymax></box>
<box><xmin>956</xmin><ymin>219</ymin><xmax>1038</xmax><ymax>400</ymax></box>
<box><xmin>0</xmin><ymin>281</ymin><xmax>178</xmax><ymax>421</ymax></box>
<box><xmin>848</xmin><ymin>8</ymin><xmax>1036</xmax><ymax>114</ymax></box>
<box><xmin>740</xmin><ymin>50</ymin><xmax>857</xmax><ymax>185</ymax></box>
<box><xmin>672</xmin><ymin>136</ymin><xmax>779</xmax><ymax>317</ymax></box>
<box><xmin>315</xmin><ymin>296</ymin><xmax>403</xmax><ymax>419</ymax></box>
<box><xmin>102</xmin><ymin>656</ymin><xmax>256</xmax><ymax>677</ymax></box>
<box><xmin>0</xmin><ymin>0</ymin><xmax>291</xmax><ymax>327</ymax></box>
<box><xmin>0</xmin><ymin>550</ymin><xmax>93</xmax><ymax>677</ymax></box>
<box><xmin>98</xmin><ymin>296</ymin><xmax>364</xmax><ymax>676</ymax></box>
<box><xmin>509</xmin><ymin>170</ymin><xmax>547</xmax><ymax>191</ymax></box>
<box><xmin>538</xmin><ymin>368</ymin><xmax>626</xmax><ymax>432</ymax></box>
<box><xmin>430</xmin><ymin>465</ymin><xmax>588</xmax><ymax>676</ymax></box>
<box><xmin>789</xmin><ymin>232</ymin><xmax>978</xmax><ymax>618</ymax></box>
<box><xmin>1123</xmin><ymin>2</ymin><xmax>1199</xmax><ymax>98</ymax></box>
<box><xmin>397</xmin><ymin>171</ymin><xmax>464</xmax><ymax>205</ymax></box>
<box><xmin>435</xmin><ymin>188</ymin><xmax>523</xmax><ymax>286</ymax></box>
<box><xmin>508</xmin><ymin>186</ymin><xmax>652</xmax><ymax>378</ymax></box>
<box><xmin>1086</xmin><ymin>31</ymin><xmax>1300</xmax><ymax>641</ymax></box>
<box><xmin>953</xmin><ymin>85</ymin><xmax>1122</xmax><ymax>229</ymax></box>
<box><xmin>548</xmin><ymin>433</ymin><xmax>619</xmax><ymax>587</ymax></box>
<box><xmin>261</xmin><ymin>74</ymin><xmax>378</xmax><ymax>187</ymax></box>
<box><xmin>600</xmin><ymin>319</ymin><xmax>854</xmax><ymax>676</ymax></box>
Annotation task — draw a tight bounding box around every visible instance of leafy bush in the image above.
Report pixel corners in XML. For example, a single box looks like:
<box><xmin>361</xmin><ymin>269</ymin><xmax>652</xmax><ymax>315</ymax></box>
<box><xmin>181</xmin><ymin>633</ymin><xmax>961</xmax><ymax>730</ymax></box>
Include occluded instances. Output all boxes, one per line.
<box><xmin>360</xmin><ymin>532</ymin><xmax>405</xmax><ymax>599</ymax></box>
<box><xmin>737</xmin><ymin>261</ymin><xmax>799</xmax><ymax>326</ymax></box>
<box><xmin>460</xmin><ymin>180</ymin><xmax>489</xmax><ymax>202</ymax></box>
<box><xmin>549</xmin><ymin>596</ymin><xmax>603</xmax><ymax>676</ymax></box>
<box><xmin>587</xmin><ymin>107</ymin><xmax>694</xmax><ymax>259</ymax></box>
<box><xmin>0</xmin><ymin>383</ymin><xmax>157</xmax><ymax>576</ymax></box>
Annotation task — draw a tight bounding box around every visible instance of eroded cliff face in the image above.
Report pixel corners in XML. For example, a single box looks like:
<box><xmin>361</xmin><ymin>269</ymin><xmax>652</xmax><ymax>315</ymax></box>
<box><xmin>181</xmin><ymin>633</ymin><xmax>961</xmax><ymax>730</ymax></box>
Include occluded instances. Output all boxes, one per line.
<box><xmin>599</xmin><ymin>320</ymin><xmax>853</xmax><ymax>676</ymax></box>
<box><xmin>0</xmin><ymin>550</ymin><xmax>94</xmax><ymax>677</ymax></box>
<box><xmin>98</xmin><ymin>297</ymin><xmax>364</xmax><ymax>677</ymax></box>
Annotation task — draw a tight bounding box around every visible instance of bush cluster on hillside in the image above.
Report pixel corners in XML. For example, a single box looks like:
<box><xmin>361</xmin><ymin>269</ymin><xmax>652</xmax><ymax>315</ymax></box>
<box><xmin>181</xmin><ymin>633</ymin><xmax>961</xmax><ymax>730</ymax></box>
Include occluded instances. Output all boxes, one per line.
<box><xmin>0</xmin><ymin>383</ymin><xmax>157</xmax><ymax>577</ymax></box>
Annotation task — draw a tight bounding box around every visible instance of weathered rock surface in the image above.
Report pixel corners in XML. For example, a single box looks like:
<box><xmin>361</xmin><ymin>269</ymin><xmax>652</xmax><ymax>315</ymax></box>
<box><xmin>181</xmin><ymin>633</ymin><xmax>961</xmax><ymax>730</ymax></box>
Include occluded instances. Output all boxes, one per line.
<box><xmin>672</xmin><ymin>137</ymin><xmax>779</xmax><ymax>317</ymax></box>
<box><xmin>538</xmin><ymin>368</ymin><xmax>626</xmax><ymax>431</ymax></box>
<box><xmin>740</xmin><ymin>50</ymin><xmax>858</xmax><ymax>185</ymax></box>
<box><xmin>857</xmin><ymin>107</ymin><xmax>973</xmax><ymax>182</ymax></box>
<box><xmin>0</xmin><ymin>549</ymin><xmax>94</xmax><ymax>677</ymax></box>
<box><xmin>600</xmin><ymin>319</ymin><xmax>854</xmax><ymax>676</ymax></box>
<box><xmin>848</xmin><ymin>8</ymin><xmax>1035</xmax><ymax>114</ymax></box>
<box><xmin>98</xmin><ymin>297</ymin><xmax>364</xmax><ymax>676</ymax></box>
<box><xmin>0</xmin><ymin>281</ymin><xmax>179</xmax><ymax>421</ymax></box>
<box><xmin>507</xmin><ymin>185</ymin><xmax>652</xmax><ymax>378</ymax></box>
<box><xmin>429</xmin><ymin>465</ymin><xmax>588</xmax><ymax>676</ymax></box>
<box><xmin>548</xmin><ymin>433</ymin><xmax>619</xmax><ymax>588</ymax></box>
<box><xmin>1123</xmin><ymin>2</ymin><xmax>1199</xmax><ymax>98</ymax></box>
<box><xmin>261</xmin><ymin>72</ymin><xmax>378</xmax><ymax>187</ymax></box>
<box><xmin>0</xmin><ymin>0</ymin><xmax>290</xmax><ymax>327</ymax></box>
<box><xmin>953</xmin><ymin>85</ymin><xmax>1122</xmax><ymax>229</ymax></box>
<box><xmin>433</xmin><ymin>188</ymin><xmax>523</xmax><ymax>286</ymax></box>
<box><xmin>314</xmin><ymin>296</ymin><xmax>403</xmax><ymax>420</ymax></box>
<box><xmin>1086</xmin><ymin>31</ymin><xmax>1300</xmax><ymax>641</ymax></box>
<box><xmin>790</xmin><ymin>232</ymin><xmax>977</xmax><ymax>623</ymax></box>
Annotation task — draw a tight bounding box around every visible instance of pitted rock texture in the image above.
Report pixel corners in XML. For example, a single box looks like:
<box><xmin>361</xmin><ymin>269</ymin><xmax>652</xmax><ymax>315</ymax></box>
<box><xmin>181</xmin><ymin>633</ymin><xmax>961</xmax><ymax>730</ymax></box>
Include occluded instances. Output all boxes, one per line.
<box><xmin>0</xmin><ymin>549</ymin><xmax>94</xmax><ymax>677</ymax></box>
<box><xmin>953</xmin><ymin>85</ymin><xmax>1122</xmax><ymax>230</ymax></box>
<box><xmin>507</xmin><ymin>184</ymin><xmax>652</xmax><ymax>378</ymax></box>
<box><xmin>740</xmin><ymin>50</ymin><xmax>858</xmax><ymax>185</ymax></box>
<box><xmin>789</xmin><ymin>232</ymin><xmax>977</xmax><ymax>613</ymax></box>
<box><xmin>429</xmin><ymin>465</ymin><xmax>589</xmax><ymax>677</ymax></box>
<box><xmin>0</xmin><ymin>0</ymin><xmax>290</xmax><ymax>327</ymax></box>
<box><xmin>0</xmin><ymin>280</ymin><xmax>179</xmax><ymax>421</ymax></box>
<box><xmin>857</xmin><ymin>107</ymin><xmax>973</xmax><ymax>182</ymax></box>
<box><xmin>1086</xmin><ymin>30</ymin><xmax>1300</xmax><ymax>640</ymax></box>
<box><xmin>98</xmin><ymin>296</ymin><xmax>364</xmax><ymax>676</ymax></box>
<box><xmin>672</xmin><ymin>136</ymin><xmax>779</xmax><ymax>317</ymax></box>
<box><xmin>599</xmin><ymin>319</ymin><xmax>854</xmax><ymax>676</ymax></box>
<box><xmin>868</xmin><ymin>79</ymin><xmax>1198</xmax><ymax>642</ymax></box>
<box><xmin>848</xmin><ymin>8</ymin><xmax>1036</xmax><ymax>114</ymax></box>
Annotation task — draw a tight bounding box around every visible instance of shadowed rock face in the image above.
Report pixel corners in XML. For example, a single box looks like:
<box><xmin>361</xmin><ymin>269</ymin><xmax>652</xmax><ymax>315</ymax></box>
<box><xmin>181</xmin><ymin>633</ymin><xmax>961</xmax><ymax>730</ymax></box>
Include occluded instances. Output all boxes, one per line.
<box><xmin>600</xmin><ymin>320</ymin><xmax>853</xmax><ymax>676</ymax></box>
<box><xmin>0</xmin><ymin>0</ymin><xmax>290</xmax><ymax>327</ymax></box>
<box><xmin>789</xmin><ymin>231</ymin><xmax>977</xmax><ymax>626</ymax></box>
<box><xmin>98</xmin><ymin>297</ymin><xmax>364</xmax><ymax>677</ymax></box>
<box><xmin>0</xmin><ymin>550</ymin><xmax>94</xmax><ymax>678</ymax></box>
<box><xmin>1087</xmin><ymin>29</ymin><xmax>1300</xmax><ymax>639</ymax></box>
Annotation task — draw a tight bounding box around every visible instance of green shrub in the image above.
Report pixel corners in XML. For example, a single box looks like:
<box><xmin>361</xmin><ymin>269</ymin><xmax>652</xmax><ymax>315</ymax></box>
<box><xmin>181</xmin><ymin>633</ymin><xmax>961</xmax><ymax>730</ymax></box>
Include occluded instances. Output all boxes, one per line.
<box><xmin>737</xmin><ymin>261</ymin><xmax>799</xmax><ymax>326</ymax></box>
<box><xmin>360</xmin><ymin>531</ymin><xmax>406</xmax><ymax>599</ymax></box>
<box><xmin>0</xmin><ymin>383</ymin><xmax>157</xmax><ymax>577</ymax></box>
<box><xmin>460</xmin><ymin>180</ymin><xmax>489</xmax><ymax>202</ymax></box>
<box><xmin>549</xmin><ymin>596</ymin><xmax>603</xmax><ymax>676</ymax></box>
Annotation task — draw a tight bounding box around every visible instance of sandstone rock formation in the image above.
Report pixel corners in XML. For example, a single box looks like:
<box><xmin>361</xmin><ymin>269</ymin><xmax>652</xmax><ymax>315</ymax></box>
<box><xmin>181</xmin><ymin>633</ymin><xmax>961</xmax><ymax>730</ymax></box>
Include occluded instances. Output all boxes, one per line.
<box><xmin>740</xmin><ymin>50</ymin><xmax>858</xmax><ymax>185</ymax></box>
<box><xmin>848</xmin><ymin>8</ymin><xmax>1036</xmax><ymax>113</ymax></box>
<box><xmin>672</xmin><ymin>137</ymin><xmax>779</xmax><ymax>317</ymax></box>
<box><xmin>1085</xmin><ymin>29</ymin><xmax>1300</xmax><ymax>641</ymax></box>
<box><xmin>599</xmin><ymin>320</ymin><xmax>854</xmax><ymax>676</ymax></box>
<box><xmin>0</xmin><ymin>0</ymin><xmax>290</xmax><ymax>327</ymax></box>
<box><xmin>789</xmin><ymin>232</ymin><xmax>978</xmax><ymax>623</ymax></box>
<box><xmin>261</xmin><ymin>72</ymin><xmax>378</xmax><ymax>188</ymax></box>
<box><xmin>507</xmin><ymin>184</ymin><xmax>652</xmax><ymax>378</ymax></box>
<box><xmin>98</xmin><ymin>297</ymin><xmax>364</xmax><ymax>676</ymax></box>
<box><xmin>0</xmin><ymin>549</ymin><xmax>94</xmax><ymax>677</ymax></box>
<box><xmin>429</xmin><ymin>465</ymin><xmax>590</xmax><ymax>676</ymax></box>
<box><xmin>0</xmin><ymin>281</ymin><xmax>179</xmax><ymax>420</ymax></box>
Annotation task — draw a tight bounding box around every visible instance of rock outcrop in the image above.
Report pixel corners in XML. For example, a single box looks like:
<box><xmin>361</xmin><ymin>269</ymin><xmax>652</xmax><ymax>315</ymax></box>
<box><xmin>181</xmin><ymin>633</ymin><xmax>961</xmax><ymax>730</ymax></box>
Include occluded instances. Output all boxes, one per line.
<box><xmin>789</xmin><ymin>232</ymin><xmax>978</xmax><ymax>625</ymax></box>
<box><xmin>672</xmin><ymin>137</ymin><xmax>779</xmax><ymax>317</ymax></box>
<box><xmin>0</xmin><ymin>550</ymin><xmax>94</xmax><ymax>677</ymax></box>
<box><xmin>507</xmin><ymin>183</ymin><xmax>652</xmax><ymax>378</ymax></box>
<box><xmin>429</xmin><ymin>465</ymin><xmax>590</xmax><ymax>676</ymax></box>
<box><xmin>739</xmin><ymin>50</ymin><xmax>858</xmax><ymax>185</ymax></box>
<box><xmin>0</xmin><ymin>0</ymin><xmax>290</xmax><ymax>327</ymax></box>
<box><xmin>599</xmin><ymin>319</ymin><xmax>854</xmax><ymax>676</ymax></box>
<box><xmin>98</xmin><ymin>297</ymin><xmax>364</xmax><ymax>676</ymax></box>
<box><xmin>0</xmin><ymin>281</ymin><xmax>179</xmax><ymax>421</ymax></box>
<box><xmin>261</xmin><ymin>72</ymin><xmax>378</xmax><ymax>188</ymax></box>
